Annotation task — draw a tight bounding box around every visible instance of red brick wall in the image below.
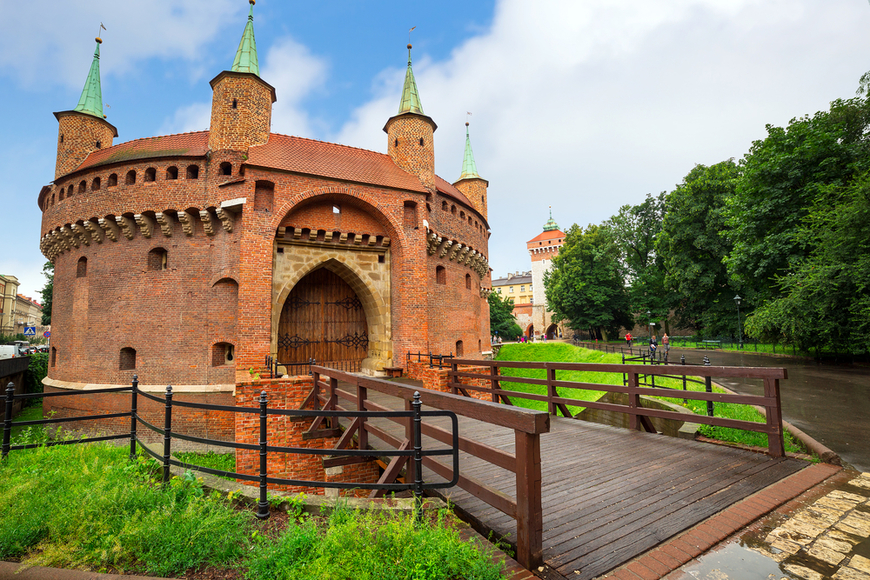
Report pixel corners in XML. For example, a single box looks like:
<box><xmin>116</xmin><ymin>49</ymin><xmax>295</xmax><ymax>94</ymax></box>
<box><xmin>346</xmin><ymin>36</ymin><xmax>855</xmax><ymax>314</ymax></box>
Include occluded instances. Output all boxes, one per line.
<box><xmin>406</xmin><ymin>360</ymin><xmax>491</xmax><ymax>400</ymax></box>
<box><xmin>55</xmin><ymin>112</ymin><xmax>116</xmax><ymax>179</ymax></box>
<box><xmin>42</xmin><ymin>385</ymin><xmax>235</xmax><ymax>443</ymax></box>
<box><xmin>385</xmin><ymin>114</ymin><xmax>436</xmax><ymax>192</ymax></box>
<box><xmin>208</xmin><ymin>73</ymin><xmax>273</xmax><ymax>152</ymax></box>
<box><xmin>453</xmin><ymin>177</ymin><xmax>488</xmax><ymax>222</ymax></box>
<box><xmin>235</xmin><ymin>377</ymin><xmax>378</xmax><ymax>497</ymax></box>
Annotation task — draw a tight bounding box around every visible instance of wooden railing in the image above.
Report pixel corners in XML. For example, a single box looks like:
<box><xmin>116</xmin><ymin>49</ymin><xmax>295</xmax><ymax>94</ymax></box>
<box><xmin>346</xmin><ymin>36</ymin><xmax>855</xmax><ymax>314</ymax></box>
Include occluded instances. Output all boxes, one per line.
<box><xmin>447</xmin><ymin>359</ymin><xmax>787</xmax><ymax>457</ymax></box>
<box><xmin>308</xmin><ymin>366</ymin><xmax>550</xmax><ymax>570</ymax></box>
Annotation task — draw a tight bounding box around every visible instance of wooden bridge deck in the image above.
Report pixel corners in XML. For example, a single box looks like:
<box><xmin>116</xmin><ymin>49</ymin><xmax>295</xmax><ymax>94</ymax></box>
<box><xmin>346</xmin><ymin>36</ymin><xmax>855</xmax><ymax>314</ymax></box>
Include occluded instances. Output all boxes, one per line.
<box><xmin>361</xmin><ymin>388</ymin><xmax>805</xmax><ymax>580</ymax></box>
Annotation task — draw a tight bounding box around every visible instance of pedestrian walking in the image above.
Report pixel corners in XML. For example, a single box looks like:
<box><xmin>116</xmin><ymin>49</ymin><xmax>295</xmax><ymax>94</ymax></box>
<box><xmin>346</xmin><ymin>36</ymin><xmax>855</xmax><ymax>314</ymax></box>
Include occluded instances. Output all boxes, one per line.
<box><xmin>625</xmin><ymin>332</ymin><xmax>632</xmax><ymax>349</ymax></box>
<box><xmin>663</xmin><ymin>333</ymin><xmax>670</xmax><ymax>352</ymax></box>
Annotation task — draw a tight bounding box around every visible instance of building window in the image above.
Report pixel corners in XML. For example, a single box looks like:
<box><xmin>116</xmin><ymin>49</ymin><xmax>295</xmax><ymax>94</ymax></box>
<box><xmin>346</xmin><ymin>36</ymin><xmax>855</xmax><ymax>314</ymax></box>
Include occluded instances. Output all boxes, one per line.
<box><xmin>403</xmin><ymin>201</ymin><xmax>417</xmax><ymax>228</ymax></box>
<box><xmin>125</xmin><ymin>170</ymin><xmax>136</xmax><ymax>185</ymax></box>
<box><xmin>76</xmin><ymin>257</ymin><xmax>87</xmax><ymax>278</ymax></box>
<box><xmin>119</xmin><ymin>347</ymin><xmax>136</xmax><ymax>371</ymax></box>
<box><xmin>442</xmin><ymin>201</ymin><xmax>448</xmax><ymax>211</ymax></box>
<box><xmin>455</xmin><ymin>340</ymin><xmax>464</xmax><ymax>357</ymax></box>
<box><xmin>50</xmin><ymin>347</ymin><xmax>57</xmax><ymax>367</ymax></box>
<box><xmin>520</xmin><ymin>285</ymin><xmax>525</xmax><ymax>292</ymax></box>
<box><xmin>91</xmin><ymin>177</ymin><xmax>101</xmax><ymax>191</ymax></box>
<box><xmin>254</xmin><ymin>180</ymin><xmax>274</xmax><ymax>212</ymax></box>
<box><xmin>144</xmin><ymin>167</ymin><xmax>156</xmax><ymax>182</ymax></box>
<box><xmin>509</xmin><ymin>287</ymin><xmax>514</xmax><ymax>293</ymax></box>
<box><xmin>220</xmin><ymin>162</ymin><xmax>232</xmax><ymax>176</ymax></box>
<box><xmin>186</xmin><ymin>165</ymin><xmax>199</xmax><ymax>179</ymax></box>
<box><xmin>212</xmin><ymin>342</ymin><xmax>235</xmax><ymax>366</ymax></box>
<box><xmin>466</xmin><ymin>273</ymin><xmax>471</xmax><ymax>290</ymax></box>
<box><xmin>78</xmin><ymin>180</ymin><xmax>86</xmax><ymax>194</ymax></box>
<box><xmin>147</xmin><ymin>248</ymin><xmax>168</xmax><ymax>271</ymax></box>
<box><xmin>58</xmin><ymin>188</ymin><xmax>65</xmax><ymax>202</ymax></box>
<box><xmin>436</xmin><ymin>266</ymin><xmax>446</xmax><ymax>285</ymax></box>
<box><xmin>496</xmin><ymin>288</ymin><xmax>502</xmax><ymax>293</ymax></box>
<box><xmin>166</xmin><ymin>166</ymin><xmax>178</xmax><ymax>180</ymax></box>
<box><xmin>68</xmin><ymin>185</ymin><xmax>74</xmax><ymax>198</ymax></box>
<box><xmin>108</xmin><ymin>173</ymin><xmax>118</xmax><ymax>187</ymax></box>
<box><xmin>451</xmin><ymin>205</ymin><xmax>456</xmax><ymax>215</ymax></box>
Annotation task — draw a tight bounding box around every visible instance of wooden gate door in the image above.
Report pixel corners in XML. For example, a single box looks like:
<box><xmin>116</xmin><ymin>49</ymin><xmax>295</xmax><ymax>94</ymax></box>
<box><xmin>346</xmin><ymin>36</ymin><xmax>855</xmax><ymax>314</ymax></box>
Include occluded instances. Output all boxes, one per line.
<box><xmin>277</xmin><ymin>268</ymin><xmax>368</xmax><ymax>368</ymax></box>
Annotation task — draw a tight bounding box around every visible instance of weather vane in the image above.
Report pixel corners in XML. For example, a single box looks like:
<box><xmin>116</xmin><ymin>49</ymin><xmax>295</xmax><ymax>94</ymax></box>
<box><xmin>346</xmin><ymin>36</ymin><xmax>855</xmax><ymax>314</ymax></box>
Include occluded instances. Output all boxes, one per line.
<box><xmin>96</xmin><ymin>22</ymin><xmax>106</xmax><ymax>41</ymax></box>
<box><xmin>409</xmin><ymin>26</ymin><xmax>416</xmax><ymax>45</ymax></box>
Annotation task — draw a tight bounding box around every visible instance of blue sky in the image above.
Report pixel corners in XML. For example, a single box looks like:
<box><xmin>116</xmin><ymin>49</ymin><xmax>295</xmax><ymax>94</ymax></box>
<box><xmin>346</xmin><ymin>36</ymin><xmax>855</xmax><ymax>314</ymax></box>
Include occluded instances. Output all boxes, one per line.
<box><xmin>2</xmin><ymin>0</ymin><xmax>869</xmax><ymax>299</ymax></box>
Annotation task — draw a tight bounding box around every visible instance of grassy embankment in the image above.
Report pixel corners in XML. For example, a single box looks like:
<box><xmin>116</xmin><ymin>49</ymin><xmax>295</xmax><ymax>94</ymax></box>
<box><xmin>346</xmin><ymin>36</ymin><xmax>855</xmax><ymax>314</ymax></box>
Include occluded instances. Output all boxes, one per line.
<box><xmin>0</xmin><ymin>440</ymin><xmax>507</xmax><ymax>579</ymax></box>
<box><xmin>494</xmin><ymin>342</ymin><xmax>804</xmax><ymax>453</ymax></box>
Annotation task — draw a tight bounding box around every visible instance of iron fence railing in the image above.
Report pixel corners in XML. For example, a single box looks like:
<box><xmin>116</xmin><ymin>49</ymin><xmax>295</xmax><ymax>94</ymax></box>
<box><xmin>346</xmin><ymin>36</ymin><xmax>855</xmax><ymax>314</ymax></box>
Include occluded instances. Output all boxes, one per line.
<box><xmin>2</xmin><ymin>377</ymin><xmax>458</xmax><ymax>522</ymax></box>
<box><xmin>264</xmin><ymin>355</ymin><xmax>362</xmax><ymax>378</ymax></box>
<box><xmin>406</xmin><ymin>351</ymin><xmax>454</xmax><ymax>369</ymax></box>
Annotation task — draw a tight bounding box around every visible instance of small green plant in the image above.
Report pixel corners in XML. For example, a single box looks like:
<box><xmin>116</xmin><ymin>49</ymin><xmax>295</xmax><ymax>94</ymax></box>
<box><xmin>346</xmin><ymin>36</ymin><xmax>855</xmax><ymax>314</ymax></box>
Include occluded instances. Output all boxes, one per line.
<box><xmin>248</xmin><ymin>367</ymin><xmax>261</xmax><ymax>382</ymax></box>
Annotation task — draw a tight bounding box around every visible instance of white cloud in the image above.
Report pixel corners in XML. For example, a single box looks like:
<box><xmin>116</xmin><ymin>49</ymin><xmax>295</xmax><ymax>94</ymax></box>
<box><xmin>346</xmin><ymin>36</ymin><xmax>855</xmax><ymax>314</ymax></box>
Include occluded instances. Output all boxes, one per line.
<box><xmin>0</xmin><ymin>0</ymin><xmax>240</xmax><ymax>88</ymax></box>
<box><xmin>334</xmin><ymin>0</ymin><xmax>870</xmax><ymax>276</ymax></box>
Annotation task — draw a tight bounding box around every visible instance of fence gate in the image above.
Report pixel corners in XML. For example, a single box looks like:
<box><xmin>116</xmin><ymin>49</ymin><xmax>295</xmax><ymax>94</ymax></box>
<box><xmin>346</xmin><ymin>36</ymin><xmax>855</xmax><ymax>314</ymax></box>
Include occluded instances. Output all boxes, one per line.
<box><xmin>277</xmin><ymin>268</ymin><xmax>368</xmax><ymax>367</ymax></box>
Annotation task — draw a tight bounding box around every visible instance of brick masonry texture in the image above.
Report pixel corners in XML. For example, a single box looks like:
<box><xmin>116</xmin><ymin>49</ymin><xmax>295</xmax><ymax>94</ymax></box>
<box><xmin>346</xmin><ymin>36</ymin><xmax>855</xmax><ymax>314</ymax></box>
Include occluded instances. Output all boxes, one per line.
<box><xmin>39</xmin><ymin>60</ymin><xmax>492</xmax><ymax>442</ymax></box>
<box><xmin>235</xmin><ymin>378</ymin><xmax>379</xmax><ymax>496</ymax></box>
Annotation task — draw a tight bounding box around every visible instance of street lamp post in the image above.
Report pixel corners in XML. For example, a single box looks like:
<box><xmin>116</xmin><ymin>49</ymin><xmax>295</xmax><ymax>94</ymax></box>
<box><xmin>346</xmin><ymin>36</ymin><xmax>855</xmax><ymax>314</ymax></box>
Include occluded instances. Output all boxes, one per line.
<box><xmin>734</xmin><ymin>295</ymin><xmax>743</xmax><ymax>349</ymax></box>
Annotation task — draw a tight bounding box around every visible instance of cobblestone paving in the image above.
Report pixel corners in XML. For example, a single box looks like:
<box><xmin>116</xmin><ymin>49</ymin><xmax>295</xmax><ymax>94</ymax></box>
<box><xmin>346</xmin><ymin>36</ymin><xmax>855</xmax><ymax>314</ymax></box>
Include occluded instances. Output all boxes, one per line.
<box><xmin>671</xmin><ymin>471</ymin><xmax>870</xmax><ymax>580</ymax></box>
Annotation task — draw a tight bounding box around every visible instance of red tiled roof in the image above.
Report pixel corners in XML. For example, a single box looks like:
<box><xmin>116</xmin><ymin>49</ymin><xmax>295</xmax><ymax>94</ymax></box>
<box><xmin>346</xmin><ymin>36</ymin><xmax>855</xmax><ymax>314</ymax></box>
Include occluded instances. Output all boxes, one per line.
<box><xmin>527</xmin><ymin>229</ymin><xmax>566</xmax><ymax>244</ymax></box>
<box><xmin>434</xmin><ymin>176</ymin><xmax>472</xmax><ymax>207</ymax></box>
<box><xmin>248</xmin><ymin>134</ymin><xmax>427</xmax><ymax>193</ymax></box>
<box><xmin>76</xmin><ymin>131</ymin><xmax>209</xmax><ymax>172</ymax></box>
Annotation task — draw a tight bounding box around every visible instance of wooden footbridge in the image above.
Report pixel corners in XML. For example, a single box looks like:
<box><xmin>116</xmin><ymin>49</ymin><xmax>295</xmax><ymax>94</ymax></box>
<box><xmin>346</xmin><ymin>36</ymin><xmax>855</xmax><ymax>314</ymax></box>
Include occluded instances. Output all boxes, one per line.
<box><xmin>307</xmin><ymin>360</ymin><xmax>805</xmax><ymax>580</ymax></box>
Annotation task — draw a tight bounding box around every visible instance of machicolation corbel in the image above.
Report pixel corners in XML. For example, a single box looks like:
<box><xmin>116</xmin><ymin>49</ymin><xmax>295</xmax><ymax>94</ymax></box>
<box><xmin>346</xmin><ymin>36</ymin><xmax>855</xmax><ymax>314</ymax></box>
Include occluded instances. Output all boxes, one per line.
<box><xmin>71</xmin><ymin>223</ymin><xmax>91</xmax><ymax>246</ymax></box>
<box><xmin>155</xmin><ymin>213</ymin><xmax>173</xmax><ymax>237</ymax></box>
<box><xmin>115</xmin><ymin>216</ymin><xmax>136</xmax><ymax>240</ymax></box>
<box><xmin>98</xmin><ymin>217</ymin><xmax>120</xmax><ymax>242</ymax></box>
<box><xmin>199</xmin><ymin>210</ymin><xmax>215</xmax><ymax>236</ymax></box>
<box><xmin>60</xmin><ymin>226</ymin><xmax>79</xmax><ymax>249</ymax></box>
<box><xmin>449</xmin><ymin>243</ymin><xmax>464</xmax><ymax>261</ymax></box>
<box><xmin>83</xmin><ymin>221</ymin><xmax>104</xmax><ymax>244</ymax></box>
<box><xmin>439</xmin><ymin>240</ymin><xmax>453</xmax><ymax>258</ymax></box>
<box><xmin>134</xmin><ymin>214</ymin><xmax>156</xmax><ymax>239</ymax></box>
<box><xmin>178</xmin><ymin>210</ymin><xmax>195</xmax><ymax>236</ymax></box>
<box><xmin>213</xmin><ymin>208</ymin><xmax>233</xmax><ymax>233</ymax></box>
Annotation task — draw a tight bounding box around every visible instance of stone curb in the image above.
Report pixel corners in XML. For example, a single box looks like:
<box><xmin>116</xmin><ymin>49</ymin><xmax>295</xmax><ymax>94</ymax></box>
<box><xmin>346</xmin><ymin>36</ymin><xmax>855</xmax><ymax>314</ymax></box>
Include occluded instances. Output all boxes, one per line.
<box><xmin>597</xmin><ymin>462</ymin><xmax>843</xmax><ymax>580</ymax></box>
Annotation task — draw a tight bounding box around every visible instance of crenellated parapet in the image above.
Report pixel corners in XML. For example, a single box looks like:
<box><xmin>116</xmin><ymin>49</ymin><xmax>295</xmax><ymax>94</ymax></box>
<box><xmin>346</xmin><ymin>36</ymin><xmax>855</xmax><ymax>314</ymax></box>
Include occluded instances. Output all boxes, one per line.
<box><xmin>40</xmin><ymin>206</ymin><xmax>233</xmax><ymax>261</ymax></box>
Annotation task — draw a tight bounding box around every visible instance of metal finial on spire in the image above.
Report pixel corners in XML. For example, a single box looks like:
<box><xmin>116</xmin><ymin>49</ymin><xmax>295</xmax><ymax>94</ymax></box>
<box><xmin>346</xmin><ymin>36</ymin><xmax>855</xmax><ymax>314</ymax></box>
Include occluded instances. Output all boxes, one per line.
<box><xmin>397</xmin><ymin>40</ymin><xmax>424</xmax><ymax>115</ymax></box>
<box><xmin>543</xmin><ymin>207</ymin><xmax>559</xmax><ymax>231</ymax></box>
<box><xmin>232</xmin><ymin>0</ymin><xmax>260</xmax><ymax>76</ymax></box>
<box><xmin>73</xmin><ymin>37</ymin><xmax>106</xmax><ymax>119</ymax></box>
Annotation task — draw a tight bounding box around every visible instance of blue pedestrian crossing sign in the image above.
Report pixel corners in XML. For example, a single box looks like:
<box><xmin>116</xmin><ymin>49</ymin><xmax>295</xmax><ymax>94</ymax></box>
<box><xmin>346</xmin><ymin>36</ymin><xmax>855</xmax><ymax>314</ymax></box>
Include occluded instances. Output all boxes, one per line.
<box><xmin>23</xmin><ymin>326</ymin><xmax>36</xmax><ymax>336</ymax></box>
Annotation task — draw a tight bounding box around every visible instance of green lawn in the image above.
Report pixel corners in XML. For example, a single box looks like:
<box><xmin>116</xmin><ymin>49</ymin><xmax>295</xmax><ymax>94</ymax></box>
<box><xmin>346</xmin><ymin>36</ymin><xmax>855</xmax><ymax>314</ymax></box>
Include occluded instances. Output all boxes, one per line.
<box><xmin>494</xmin><ymin>343</ymin><xmax>804</xmax><ymax>453</ymax></box>
<box><xmin>0</xmin><ymin>443</ymin><xmax>507</xmax><ymax>579</ymax></box>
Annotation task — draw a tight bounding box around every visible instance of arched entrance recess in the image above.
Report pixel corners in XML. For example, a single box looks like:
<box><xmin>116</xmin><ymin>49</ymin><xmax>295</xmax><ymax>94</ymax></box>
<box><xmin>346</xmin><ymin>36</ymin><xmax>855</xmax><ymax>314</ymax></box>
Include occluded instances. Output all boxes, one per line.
<box><xmin>526</xmin><ymin>324</ymin><xmax>535</xmax><ymax>338</ymax></box>
<box><xmin>546</xmin><ymin>324</ymin><xmax>558</xmax><ymax>340</ymax></box>
<box><xmin>278</xmin><ymin>267</ymin><xmax>368</xmax><ymax>369</ymax></box>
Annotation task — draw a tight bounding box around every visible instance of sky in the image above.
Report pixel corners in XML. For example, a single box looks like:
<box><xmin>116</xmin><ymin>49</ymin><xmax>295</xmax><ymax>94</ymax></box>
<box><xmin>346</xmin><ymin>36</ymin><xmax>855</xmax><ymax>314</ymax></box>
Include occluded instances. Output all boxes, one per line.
<box><xmin>1</xmin><ymin>0</ymin><xmax>869</xmax><ymax>300</ymax></box>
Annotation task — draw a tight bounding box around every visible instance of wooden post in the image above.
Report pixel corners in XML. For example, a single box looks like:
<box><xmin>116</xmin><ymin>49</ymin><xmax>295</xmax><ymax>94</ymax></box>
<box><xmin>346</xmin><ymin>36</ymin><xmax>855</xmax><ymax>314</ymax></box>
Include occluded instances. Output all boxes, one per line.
<box><xmin>546</xmin><ymin>365</ymin><xmax>557</xmax><ymax>416</ymax></box>
<box><xmin>357</xmin><ymin>383</ymin><xmax>368</xmax><ymax>450</ymax></box>
<box><xmin>627</xmin><ymin>371</ymin><xmax>641</xmax><ymax>431</ymax></box>
<box><xmin>312</xmin><ymin>370</ymin><xmax>320</xmax><ymax>410</ymax></box>
<box><xmin>515</xmin><ymin>431</ymin><xmax>543</xmax><ymax>570</ymax></box>
<box><xmin>764</xmin><ymin>378</ymin><xmax>785</xmax><ymax>457</ymax></box>
<box><xmin>490</xmin><ymin>364</ymin><xmax>500</xmax><ymax>403</ymax></box>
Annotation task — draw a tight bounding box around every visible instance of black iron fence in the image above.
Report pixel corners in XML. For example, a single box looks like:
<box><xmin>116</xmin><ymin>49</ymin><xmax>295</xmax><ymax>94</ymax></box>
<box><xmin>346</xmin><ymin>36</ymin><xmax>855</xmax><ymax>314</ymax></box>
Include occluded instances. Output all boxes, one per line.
<box><xmin>406</xmin><ymin>352</ymin><xmax>454</xmax><ymax>369</ymax></box>
<box><xmin>264</xmin><ymin>356</ymin><xmax>362</xmax><ymax>378</ymax></box>
<box><xmin>2</xmin><ymin>378</ymin><xmax>458</xmax><ymax>522</ymax></box>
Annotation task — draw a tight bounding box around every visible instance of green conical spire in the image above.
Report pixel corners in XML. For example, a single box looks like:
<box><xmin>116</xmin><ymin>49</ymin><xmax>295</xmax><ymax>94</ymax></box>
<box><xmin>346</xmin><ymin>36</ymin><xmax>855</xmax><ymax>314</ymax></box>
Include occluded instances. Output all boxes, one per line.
<box><xmin>459</xmin><ymin>122</ymin><xmax>481</xmax><ymax>180</ymax></box>
<box><xmin>397</xmin><ymin>44</ymin><xmax>424</xmax><ymax>115</ymax></box>
<box><xmin>231</xmin><ymin>1</ymin><xmax>260</xmax><ymax>76</ymax></box>
<box><xmin>73</xmin><ymin>39</ymin><xmax>105</xmax><ymax>119</ymax></box>
<box><xmin>543</xmin><ymin>207</ymin><xmax>559</xmax><ymax>231</ymax></box>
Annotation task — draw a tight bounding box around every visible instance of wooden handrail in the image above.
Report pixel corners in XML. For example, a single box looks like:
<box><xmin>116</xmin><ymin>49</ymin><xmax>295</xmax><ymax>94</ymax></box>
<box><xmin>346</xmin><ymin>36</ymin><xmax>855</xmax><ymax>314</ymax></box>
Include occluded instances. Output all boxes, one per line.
<box><xmin>310</xmin><ymin>366</ymin><xmax>548</xmax><ymax>569</ymax></box>
<box><xmin>447</xmin><ymin>358</ymin><xmax>786</xmax><ymax>458</ymax></box>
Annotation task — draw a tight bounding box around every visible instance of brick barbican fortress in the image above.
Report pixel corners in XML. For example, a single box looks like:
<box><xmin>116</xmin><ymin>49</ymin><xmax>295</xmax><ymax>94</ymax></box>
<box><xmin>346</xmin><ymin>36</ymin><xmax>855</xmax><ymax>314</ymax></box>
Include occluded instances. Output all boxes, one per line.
<box><xmin>36</xmin><ymin>2</ymin><xmax>493</xmax><ymax>448</ymax></box>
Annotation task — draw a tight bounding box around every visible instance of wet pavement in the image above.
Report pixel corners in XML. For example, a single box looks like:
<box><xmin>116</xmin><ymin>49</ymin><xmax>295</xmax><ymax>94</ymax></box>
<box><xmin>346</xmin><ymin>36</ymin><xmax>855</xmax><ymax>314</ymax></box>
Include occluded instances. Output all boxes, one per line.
<box><xmin>663</xmin><ymin>348</ymin><xmax>870</xmax><ymax>473</ymax></box>
<box><xmin>664</xmin><ymin>470</ymin><xmax>870</xmax><ymax>580</ymax></box>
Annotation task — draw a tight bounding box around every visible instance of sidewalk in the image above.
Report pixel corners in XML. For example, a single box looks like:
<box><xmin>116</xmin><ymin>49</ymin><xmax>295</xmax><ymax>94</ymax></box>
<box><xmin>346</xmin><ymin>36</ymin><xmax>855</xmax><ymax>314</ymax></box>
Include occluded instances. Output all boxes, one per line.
<box><xmin>596</xmin><ymin>464</ymin><xmax>870</xmax><ymax>580</ymax></box>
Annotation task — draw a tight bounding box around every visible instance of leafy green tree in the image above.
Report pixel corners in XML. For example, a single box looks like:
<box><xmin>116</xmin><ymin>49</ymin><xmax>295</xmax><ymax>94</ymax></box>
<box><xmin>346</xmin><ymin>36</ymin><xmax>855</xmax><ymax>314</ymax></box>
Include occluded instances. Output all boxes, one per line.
<box><xmin>657</xmin><ymin>161</ymin><xmax>739</xmax><ymax>335</ymax></box>
<box><xmin>606</xmin><ymin>192</ymin><xmax>675</xmax><ymax>331</ymax></box>
<box><xmin>745</xmin><ymin>171</ymin><xmax>870</xmax><ymax>354</ymax></box>
<box><xmin>488</xmin><ymin>291</ymin><xmax>522</xmax><ymax>341</ymax></box>
<box><xmin>544</xmin><ymin>224</ymin><xmax>632</xmax><ymax>340</ymax></box>
<box><xmin>40</xmin><ymin>262</ymin><xmax>53</xmax><ymax>326</ymax></box>
<box><xmin>725</xmin><ymin>96</ymin><xmax>870</xmax><ymax>306</ymax></box>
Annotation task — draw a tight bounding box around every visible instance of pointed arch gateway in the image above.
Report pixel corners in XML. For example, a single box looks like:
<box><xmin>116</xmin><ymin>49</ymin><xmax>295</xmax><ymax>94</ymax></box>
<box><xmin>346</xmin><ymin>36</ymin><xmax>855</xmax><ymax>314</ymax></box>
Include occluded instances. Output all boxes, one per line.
<box><xmin>277</xmin><ymin>266</ymin><xmax>369</xmax><ymax>370</ymax></box>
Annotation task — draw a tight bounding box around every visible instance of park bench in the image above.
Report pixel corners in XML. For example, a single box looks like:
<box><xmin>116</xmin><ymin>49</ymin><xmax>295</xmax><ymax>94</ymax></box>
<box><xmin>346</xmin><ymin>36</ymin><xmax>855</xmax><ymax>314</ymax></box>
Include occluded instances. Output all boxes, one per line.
<box><xmin>701</xmin><ymin>340</ymin><xmax>721</xmax><ymax>349</ymax></box>
<box><xmin>382</xmin><ymin>366</ymin><xmax>404</xmax><ymax>378</ymax></box>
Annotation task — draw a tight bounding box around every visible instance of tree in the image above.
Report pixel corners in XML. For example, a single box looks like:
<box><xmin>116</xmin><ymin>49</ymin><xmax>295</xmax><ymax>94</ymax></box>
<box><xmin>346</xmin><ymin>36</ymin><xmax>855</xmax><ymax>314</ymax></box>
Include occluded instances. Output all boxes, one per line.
<box><xmin>725</xmin><ymin>96</ymin><xmax>870</xmax><ymax>306</ymax></box>
<box><xmin>40</xmin><ymin>262</ymin><xmax>53</xmax><ymax>326</ymax></box>
<box><xmin>606</xmin><ymin>192</ymin><xmax>675</xmax><ymax>331</ymax></box>
<box><xmin>745</xmin><ymin>170</ymin><xmax>870</xmax><ymax>354</ymax></box>
<box><xmin>544</xmin><ymin>224</ymin><xmax>632</xmax><ymax>340</ymax></box>
<box><xmin>657</xmin><ymin>161</ymin><xmax>739</xmax><ymax>335</ymax></box>
<box><xmin>488</xmin><ymin>291</ymin><xmax>522</xmax><ymax>341</ymax></box>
